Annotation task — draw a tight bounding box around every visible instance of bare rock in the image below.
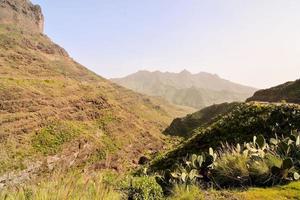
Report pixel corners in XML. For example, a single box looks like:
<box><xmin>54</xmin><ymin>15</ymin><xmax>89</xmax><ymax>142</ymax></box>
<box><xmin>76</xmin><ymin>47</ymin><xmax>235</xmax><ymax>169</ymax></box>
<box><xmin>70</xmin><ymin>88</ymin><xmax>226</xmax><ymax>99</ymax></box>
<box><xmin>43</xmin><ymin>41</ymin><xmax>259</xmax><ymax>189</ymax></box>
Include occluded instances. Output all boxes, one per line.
<box><xmin>0</xmin><ymin>0</ymin><xmax>44</xmax><ymax>33</ymax></box>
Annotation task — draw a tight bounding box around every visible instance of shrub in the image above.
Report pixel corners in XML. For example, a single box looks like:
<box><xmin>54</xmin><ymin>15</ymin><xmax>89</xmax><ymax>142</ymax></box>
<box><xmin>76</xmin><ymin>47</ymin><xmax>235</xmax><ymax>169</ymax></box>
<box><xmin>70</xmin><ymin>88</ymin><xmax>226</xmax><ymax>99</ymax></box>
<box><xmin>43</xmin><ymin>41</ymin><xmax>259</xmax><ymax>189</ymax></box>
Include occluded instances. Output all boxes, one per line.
<box><xmin>162</xmin><ymin>132</ymin><xmax>300</xmax><ymax>189</ymax></box>
<box><xmin>213</xmin><ymin>153</ymin><xmax>249</xmax><ymax>187</ymax></box>
<box><xmin>32</xmin><ymin>121</ymin><xmax>80</xmax><ymax>155</ymax></box>
<box><xmin>248</xmin><ymin>158</ymin><xmax>270</xmax><ymax>185</ymax></box>
<box><xmin>126</xmin><ymin>176</ymin><xmax>163</xmax><ymax>200</ymax></box>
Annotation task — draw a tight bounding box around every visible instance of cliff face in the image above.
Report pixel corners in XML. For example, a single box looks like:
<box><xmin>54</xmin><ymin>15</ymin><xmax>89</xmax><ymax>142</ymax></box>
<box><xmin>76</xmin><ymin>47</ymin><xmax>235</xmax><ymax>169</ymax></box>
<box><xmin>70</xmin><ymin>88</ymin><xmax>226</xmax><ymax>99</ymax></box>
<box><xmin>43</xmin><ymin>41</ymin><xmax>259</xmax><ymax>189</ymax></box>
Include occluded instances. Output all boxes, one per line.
<box><xmin>0</xmin><ymin>0</ymin><xmax>44</xmax><ymax>32</ymax></box>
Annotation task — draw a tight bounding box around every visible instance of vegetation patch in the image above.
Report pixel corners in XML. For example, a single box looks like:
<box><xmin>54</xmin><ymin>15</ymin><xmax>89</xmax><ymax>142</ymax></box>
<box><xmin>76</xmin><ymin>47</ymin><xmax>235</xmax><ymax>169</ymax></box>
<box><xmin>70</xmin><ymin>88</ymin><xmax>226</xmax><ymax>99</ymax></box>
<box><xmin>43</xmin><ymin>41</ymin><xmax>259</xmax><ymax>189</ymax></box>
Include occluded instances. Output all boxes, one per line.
<box><xmin>32</xmin><ymin>121</ymin><xmax>82</xmax><ymax>155</ymax></box>
<box><xmin>164</xmin><ymin>102</ymin><xmax>239</xmax><ymax>137</ymax></box>
<box><xmin>0</xmin><ymin>172</ymin><xmax>121</xmax><ymax>200</ymax></box>
<box><xmin>152</xmin><ymin>132</ymin><xmax>300</xmax><ymax>193</ymax></box>
<box><xmin>123</xmin><ymin>176</ymin><xmax>163</xmax><ymax>200</ymax></box>
<box><xmin>247</xmin><ymin>79</ymin><xmax>300</xmax><ymax>104</ymax></box>
<box><xmin>149</xmin><ymin>102</ymin><xmax>300</xmax><ymax>171</ymax></box>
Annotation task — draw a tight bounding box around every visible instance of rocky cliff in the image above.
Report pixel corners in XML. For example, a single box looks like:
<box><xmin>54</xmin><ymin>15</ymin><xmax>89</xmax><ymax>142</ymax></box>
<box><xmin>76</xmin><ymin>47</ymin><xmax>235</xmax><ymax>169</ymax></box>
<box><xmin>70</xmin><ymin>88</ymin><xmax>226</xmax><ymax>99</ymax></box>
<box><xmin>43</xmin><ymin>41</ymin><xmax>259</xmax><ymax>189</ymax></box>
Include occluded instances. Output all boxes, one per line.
<box><xmin>0</xmin><ymin>0</ymin><xmax>44</xmax><ymax>32</ymax></box>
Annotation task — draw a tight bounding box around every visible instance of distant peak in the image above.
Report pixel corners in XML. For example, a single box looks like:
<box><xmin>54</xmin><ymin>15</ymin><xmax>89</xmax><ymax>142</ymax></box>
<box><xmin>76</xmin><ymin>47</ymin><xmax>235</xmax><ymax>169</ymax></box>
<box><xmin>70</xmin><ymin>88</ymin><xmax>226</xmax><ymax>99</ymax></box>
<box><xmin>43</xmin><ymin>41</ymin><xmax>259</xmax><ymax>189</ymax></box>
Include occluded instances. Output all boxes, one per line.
<box><xmin>179</xmin><ymin>69</ymin><xmax>191</xmax><ymax>75</ymax></box>
<box><xmin>0</xmin><ymin>0</ymin><xmax>44</xmax><ymax>33</ymax></box>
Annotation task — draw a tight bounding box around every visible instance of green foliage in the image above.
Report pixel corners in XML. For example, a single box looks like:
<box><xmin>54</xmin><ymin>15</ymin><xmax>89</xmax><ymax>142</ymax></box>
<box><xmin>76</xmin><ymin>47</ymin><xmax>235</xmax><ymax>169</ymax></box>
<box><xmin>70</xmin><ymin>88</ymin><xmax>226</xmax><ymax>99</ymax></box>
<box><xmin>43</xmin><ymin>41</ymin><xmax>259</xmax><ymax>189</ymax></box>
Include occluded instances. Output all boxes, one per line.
<box><xmin>214</xmin><ymin>153</ymin><xmax>250</xmax><ymax>187</ymax></box>
<box><xmin>31</xmin><ymin>121</ymin><xmax>81</xmax><ymax>155</ymax></box>
<box><xmin>169</xmin><ymin>150</ymin><xmax>216</xmax><ymax>185</ymax></box>
<box><xmin>160</xmin><ymin>132</ymin><xmax>300</xmax><ymax>189</ymax></box>
<box><xmin>150</xmin><ymin>103</ymin><xmax>300</xmax><ymax>172</ymax></box>
<box><xmin>164</xmin><ymin>102</ymin><xmax>239</xmax><ymax>137</ymax></box>
<box><xmin>167</xmin><ymin>185</ymin><xmax>204</xmax><ymax>200</ymax></box>
<box><xmin>125</xmin><ymin>176</ymin><xmax>163</xmax><ymax>200</ymax></box>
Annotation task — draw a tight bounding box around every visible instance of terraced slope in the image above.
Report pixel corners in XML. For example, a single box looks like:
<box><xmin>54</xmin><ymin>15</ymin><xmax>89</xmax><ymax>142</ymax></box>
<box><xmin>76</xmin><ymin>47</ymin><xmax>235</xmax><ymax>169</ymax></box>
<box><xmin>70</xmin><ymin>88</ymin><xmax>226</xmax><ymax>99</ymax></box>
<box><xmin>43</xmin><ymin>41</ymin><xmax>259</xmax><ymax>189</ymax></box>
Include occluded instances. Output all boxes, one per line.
<box><xmin>0</xmin><ymin>22</ymin><xmax>191</xmax><ymax>186</ymax></box>
<box><xmin>247</xmin><ymin>79</ymin><xmax>300</xmax><ymax>104</ymax></box>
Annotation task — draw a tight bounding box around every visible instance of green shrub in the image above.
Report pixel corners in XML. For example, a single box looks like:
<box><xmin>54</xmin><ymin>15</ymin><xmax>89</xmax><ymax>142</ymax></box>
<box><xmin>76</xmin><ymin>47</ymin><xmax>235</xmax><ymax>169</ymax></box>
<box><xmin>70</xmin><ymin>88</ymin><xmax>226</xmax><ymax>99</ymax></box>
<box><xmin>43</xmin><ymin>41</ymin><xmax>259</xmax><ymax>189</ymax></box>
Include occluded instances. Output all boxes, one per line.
<box><xmin>126</xmin><ymin>176</ymin><xmax>163</xmax><ymax>200</ymax></box>
<box><xmin>32</xmin><ymin>121</ymin><xmax>81</xmax><ymax>155</ymax></box>
<box><xmin>248</xmin><ymin>158</ymin><xmax>271</xmax><ymax>185</ymax></box>
<box><xmin>162</xmin><ymin>132</ymin><xmax>300</xmax><ymax>189</ymax></box>
<box><xmin>213</xmin><ymin>153</ymin><xmax>249</xmax><ymax>187</ymax></box>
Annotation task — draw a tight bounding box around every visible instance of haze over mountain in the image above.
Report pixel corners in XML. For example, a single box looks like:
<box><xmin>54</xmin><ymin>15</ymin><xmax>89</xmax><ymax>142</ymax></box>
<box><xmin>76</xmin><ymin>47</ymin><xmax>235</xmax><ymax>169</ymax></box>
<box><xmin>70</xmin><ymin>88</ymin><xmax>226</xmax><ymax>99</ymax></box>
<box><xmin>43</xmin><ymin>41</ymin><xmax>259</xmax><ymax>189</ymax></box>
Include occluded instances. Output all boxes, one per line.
<box><xmin>112</xmin><ymin>70</ymin><xmax>257</xmax><ymax>109</ymax></box>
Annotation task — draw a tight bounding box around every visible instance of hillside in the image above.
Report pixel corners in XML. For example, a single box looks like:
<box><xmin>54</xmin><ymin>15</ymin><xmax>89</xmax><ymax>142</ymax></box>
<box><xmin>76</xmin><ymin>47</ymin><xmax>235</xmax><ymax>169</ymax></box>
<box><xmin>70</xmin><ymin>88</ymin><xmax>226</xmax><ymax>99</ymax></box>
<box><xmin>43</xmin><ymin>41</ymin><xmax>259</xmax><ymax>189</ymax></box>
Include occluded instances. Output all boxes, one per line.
<box><xmin>111</xmin><ymin>70</ymin><xmax>257</xmax><ymax>109</ymax></box>
<box><xmin>164</xmin><ymin>102</ymin><xmax>239</xmax><ymax>137</ymax></box>
<box><xmin>247</xmin><ymin>79</ymin><xmax>300</xmax><ymax>104</ymax></box>
<box><xmin>0</xmin><ymin>0</ymin><xmax>192</xmax><ymax>187</ymax></box>
<box><xmin>149</xmin><ymin>102</ymin><xmax>300</xmax><ymax>171</ymax></box>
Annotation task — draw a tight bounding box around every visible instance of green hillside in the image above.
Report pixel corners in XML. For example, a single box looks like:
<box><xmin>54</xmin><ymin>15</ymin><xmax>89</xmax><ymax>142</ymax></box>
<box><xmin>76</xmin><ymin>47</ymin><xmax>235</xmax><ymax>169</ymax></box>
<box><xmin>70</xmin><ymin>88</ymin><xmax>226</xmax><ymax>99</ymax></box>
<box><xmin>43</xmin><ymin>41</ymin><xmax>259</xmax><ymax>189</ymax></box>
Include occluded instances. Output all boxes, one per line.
<box><xmin>164</xmin><ymin>102</ymin><xmax>239</xmax><ymax>137</ymax></box>
<box><xmin>247</xmin><ymin>79</ymin><xmax>300</xmax><ymax>103</ymax></box>
<box><xmin>150</xmin><ymin>102</ymin><xmax>300</xmax><ymax>171</ymax></box>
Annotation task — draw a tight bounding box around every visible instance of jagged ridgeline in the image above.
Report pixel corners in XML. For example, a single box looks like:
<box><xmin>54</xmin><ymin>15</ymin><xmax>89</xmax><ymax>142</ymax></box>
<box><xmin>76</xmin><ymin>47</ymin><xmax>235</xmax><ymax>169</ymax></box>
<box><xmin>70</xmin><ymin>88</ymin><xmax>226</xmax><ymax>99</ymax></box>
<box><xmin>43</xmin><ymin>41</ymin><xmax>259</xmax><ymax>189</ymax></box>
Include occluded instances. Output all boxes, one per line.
<box><xmin>149</xmin><ymin>102</ymin><xmax>300</xmax><ymax>171</ymax></box>
<box><xmin>112</xmin><ymin>70</ymin><xmax>257</xmax><ymax>109</ymax></box>
<box><xmin>0</xmin><ymin>0</ymin><xmax>192</xmax><ymax>183</ymax></box>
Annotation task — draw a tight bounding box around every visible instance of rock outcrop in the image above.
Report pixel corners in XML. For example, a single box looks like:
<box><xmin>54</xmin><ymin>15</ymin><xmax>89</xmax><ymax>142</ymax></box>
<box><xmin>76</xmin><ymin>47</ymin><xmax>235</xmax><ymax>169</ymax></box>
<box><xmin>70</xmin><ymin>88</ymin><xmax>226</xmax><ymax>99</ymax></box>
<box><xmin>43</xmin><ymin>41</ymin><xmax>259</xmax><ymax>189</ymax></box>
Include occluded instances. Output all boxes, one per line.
<box><xmin>0</xmin><ymin>0</ymin><xmax>44</xmax><ymax>32</ymax></box>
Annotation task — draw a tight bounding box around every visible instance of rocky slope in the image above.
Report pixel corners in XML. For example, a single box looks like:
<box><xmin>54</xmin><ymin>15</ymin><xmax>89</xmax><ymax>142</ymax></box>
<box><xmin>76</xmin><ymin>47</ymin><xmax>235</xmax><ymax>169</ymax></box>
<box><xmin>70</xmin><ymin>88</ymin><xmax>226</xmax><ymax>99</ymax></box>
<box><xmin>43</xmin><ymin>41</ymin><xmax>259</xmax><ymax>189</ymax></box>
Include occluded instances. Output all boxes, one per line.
<box><xmin>247</xmin><ymin>79</ymin><xmax>300</xmax><ymax>104</ymax></box>
<box><xmin>112</xmin><ymin>70</ymin><xmax>257</xmax><ymax>109</ymax></box>
<box><xmin>0</xmin><ymin>0</ymin><xmax>192</xmax><ymax>187</ymax></box>
<box><xmin>0</xmin><ymin>0</ymin><xmax>44</xmax><ymax>32</ymax></box>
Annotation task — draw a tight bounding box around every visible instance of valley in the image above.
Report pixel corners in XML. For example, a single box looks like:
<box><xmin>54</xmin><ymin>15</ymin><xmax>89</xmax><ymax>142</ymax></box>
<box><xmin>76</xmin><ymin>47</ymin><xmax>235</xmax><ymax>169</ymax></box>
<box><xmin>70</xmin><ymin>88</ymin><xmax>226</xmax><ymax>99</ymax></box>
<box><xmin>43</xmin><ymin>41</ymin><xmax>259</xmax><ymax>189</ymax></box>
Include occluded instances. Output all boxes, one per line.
<box><xmin>0</xmin><ymin>0</ymin><xmax>299</xmax><ymax>199</ymax></box>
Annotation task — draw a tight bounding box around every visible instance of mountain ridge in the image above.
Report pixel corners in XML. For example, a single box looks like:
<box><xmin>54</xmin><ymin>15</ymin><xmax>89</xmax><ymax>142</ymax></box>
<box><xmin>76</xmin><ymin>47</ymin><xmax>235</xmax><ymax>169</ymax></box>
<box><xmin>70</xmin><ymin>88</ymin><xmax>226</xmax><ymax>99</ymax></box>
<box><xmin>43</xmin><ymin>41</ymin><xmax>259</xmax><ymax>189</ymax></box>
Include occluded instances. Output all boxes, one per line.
<box><xmin>112</xmin><ymin>70</ymin><xmax>257</xmax><ymax>109</ymax></box>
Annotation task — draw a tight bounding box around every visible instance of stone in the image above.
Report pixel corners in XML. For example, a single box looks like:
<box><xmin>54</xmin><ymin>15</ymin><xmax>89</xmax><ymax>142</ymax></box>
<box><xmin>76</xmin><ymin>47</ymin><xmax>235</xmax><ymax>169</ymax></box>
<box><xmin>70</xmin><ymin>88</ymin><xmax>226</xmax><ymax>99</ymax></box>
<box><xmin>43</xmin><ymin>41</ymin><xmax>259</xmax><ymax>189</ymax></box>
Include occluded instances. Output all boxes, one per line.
<box><xmin>138</xmin><ymin>156</ymin><xmax>150</xmax><ymax>165</ymax></box>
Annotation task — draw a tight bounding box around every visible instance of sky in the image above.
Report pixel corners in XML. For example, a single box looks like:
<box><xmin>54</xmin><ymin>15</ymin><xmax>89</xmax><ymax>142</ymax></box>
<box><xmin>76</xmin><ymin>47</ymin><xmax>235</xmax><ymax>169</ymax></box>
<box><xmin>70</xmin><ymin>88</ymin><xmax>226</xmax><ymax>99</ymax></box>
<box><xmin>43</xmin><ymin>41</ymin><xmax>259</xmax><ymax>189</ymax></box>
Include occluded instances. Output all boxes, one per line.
<box><xmin>31</xmin><ymin>0</ymin><xmax>300</xmax><ymax>89</ymax></box>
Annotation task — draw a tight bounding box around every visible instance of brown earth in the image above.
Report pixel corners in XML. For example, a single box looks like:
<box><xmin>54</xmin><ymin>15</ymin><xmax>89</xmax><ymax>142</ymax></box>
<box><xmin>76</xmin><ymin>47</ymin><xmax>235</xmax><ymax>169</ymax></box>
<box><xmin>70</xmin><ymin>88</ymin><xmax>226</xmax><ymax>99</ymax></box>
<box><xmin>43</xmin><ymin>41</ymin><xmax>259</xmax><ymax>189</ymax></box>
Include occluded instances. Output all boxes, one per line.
<box><xmin>0</xmin><ymin>22</ymin><xmax>192</xmax><ymax>187</ymax></box>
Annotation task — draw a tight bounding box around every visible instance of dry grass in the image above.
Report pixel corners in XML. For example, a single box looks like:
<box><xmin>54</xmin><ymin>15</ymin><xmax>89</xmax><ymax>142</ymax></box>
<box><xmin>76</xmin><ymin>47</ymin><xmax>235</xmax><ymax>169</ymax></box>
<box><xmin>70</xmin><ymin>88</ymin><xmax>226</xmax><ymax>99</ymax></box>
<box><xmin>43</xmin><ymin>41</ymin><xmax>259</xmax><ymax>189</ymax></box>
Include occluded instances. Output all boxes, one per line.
<box><xmin>0</xmin><ymin>172</ymin><xmax>122</xmax><ymax>200</ymax></box>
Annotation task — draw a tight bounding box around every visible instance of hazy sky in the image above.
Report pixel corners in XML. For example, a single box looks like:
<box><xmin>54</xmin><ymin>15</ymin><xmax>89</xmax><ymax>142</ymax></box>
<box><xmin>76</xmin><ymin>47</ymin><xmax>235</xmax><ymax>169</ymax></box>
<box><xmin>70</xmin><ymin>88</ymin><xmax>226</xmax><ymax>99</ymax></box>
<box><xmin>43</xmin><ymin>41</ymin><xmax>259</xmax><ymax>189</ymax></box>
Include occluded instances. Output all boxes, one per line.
<box><xmin>31</xmin><ymin>0</ymin><xmax>300</xmax><ymax>89</ymax></box>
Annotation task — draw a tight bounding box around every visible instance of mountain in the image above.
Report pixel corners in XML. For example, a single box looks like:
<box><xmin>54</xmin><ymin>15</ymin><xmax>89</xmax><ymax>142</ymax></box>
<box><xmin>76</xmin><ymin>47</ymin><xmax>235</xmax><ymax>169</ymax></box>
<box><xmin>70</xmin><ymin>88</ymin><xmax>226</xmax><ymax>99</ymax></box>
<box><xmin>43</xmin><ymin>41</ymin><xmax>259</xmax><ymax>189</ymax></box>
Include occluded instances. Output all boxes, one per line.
<box><xmin>111</xmin><ymin>70</ymin><xmax>257</xmax><ymax>109</ymax></box>
<box><xmin>247</xmin><ymin>79</ymin><xmax>300</xmax><ymax>104</ymax></box>
<box><xmin>0</xmin><ymin>0</ymin><xmax>192</xmax><ymax>187</ymax></box>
